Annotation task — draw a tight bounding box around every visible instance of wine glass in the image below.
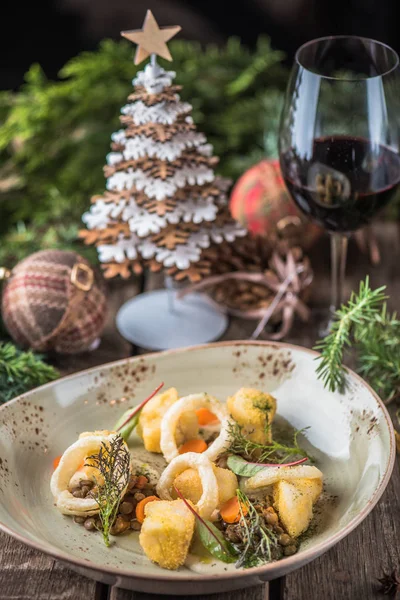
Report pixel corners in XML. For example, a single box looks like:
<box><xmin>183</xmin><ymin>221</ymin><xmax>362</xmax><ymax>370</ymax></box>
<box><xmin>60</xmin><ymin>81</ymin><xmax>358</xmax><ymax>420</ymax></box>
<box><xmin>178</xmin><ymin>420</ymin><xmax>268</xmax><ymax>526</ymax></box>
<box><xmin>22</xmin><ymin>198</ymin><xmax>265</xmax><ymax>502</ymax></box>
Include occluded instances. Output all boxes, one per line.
<box><xmin>279</xmin><ymin>36</ymin><xmax>400</xmax><ymax>326</ymax></box>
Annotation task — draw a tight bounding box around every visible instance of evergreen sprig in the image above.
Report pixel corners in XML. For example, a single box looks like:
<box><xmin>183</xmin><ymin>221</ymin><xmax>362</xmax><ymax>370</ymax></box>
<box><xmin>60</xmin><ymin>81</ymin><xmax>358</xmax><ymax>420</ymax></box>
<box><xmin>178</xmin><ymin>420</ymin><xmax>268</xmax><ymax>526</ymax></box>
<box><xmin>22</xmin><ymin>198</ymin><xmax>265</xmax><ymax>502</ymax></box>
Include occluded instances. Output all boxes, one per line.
<box><xmin>313</xmin><ymin>276</ymin><xmax>400</xmax><ymax>402</ymax></box>
<box><xmin>0</xmin><ymin>342</ymin><xmax>59</xmax><ymax>403</ymax></box>
<box><xmin>355</xmin><ymin>306</ymin><xmax>400</xmax><ymax>403</ymax></box>
<box><xmin>314</xmin><ymin>278</ymin><xmax>387</xmax><ymax>392</ymax></box>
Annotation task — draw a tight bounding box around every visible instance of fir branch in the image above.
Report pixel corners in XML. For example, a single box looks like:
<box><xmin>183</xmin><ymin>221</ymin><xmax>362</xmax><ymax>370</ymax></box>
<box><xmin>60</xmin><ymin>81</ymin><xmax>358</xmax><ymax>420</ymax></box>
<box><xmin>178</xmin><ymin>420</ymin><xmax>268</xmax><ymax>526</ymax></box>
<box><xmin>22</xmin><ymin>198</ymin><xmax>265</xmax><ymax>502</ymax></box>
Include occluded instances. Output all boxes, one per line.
<box><xmin>314</xmin><ymin>277</ymin><xmax>387</xmax><ymax>392</ymax></box>
<box><xmin>227</xmin><ymin>421</ymin><xmax>310</xmax><ymax>464</ymax></box>
<box><xmin>0</xmin><ymin>342</ymin><xmax>59</xmax><ymax>403</ymax></box>
<box><xmin>355</xmin><ymin>306</ymin><xmax>400</xmax><ymax>403</ymax></box>
<box><xmin>86</xmin><ymin>434</ymin><xmax>130</xmax><ymax>547</ymax></box>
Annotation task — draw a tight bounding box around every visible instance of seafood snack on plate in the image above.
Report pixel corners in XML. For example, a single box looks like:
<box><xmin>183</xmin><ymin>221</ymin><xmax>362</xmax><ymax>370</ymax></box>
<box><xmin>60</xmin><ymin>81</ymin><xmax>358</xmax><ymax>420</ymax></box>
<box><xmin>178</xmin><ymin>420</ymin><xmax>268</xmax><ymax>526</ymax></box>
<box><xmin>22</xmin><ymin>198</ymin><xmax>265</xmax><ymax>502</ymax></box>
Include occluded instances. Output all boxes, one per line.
<box><xmin>51</xmin><ymin>384</ymin><xmax>324</xmax><ymax>569</ymax></box>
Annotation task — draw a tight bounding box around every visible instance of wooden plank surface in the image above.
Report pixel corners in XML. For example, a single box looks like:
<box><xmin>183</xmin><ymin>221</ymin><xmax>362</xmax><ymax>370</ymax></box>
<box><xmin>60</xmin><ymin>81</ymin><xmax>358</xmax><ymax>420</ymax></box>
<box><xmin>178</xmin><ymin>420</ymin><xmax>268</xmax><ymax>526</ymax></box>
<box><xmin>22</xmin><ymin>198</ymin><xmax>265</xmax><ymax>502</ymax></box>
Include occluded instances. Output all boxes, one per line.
<box><xmin>0</xmin><ymin>530</ymin><xmax>103</xmax><ymax>600</ymax></box>
<box><xmin>110</xmin><ymin>586</ymin><xmax>267</xmax><ymax>600</ymax></box>
<box><xmin>0</xmin><ymin>223</ymin><xmax>399</xmax><ymax>599</ymax></box>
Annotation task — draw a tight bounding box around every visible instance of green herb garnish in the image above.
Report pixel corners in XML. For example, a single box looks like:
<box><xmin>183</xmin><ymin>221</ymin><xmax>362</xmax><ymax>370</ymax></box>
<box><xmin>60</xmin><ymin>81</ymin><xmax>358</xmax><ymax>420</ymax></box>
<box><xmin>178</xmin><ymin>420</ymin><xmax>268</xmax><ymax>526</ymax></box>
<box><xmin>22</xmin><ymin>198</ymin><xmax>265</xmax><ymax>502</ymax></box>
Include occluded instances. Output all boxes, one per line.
<box><xmin>233</xmin><ymin>490</ymin><xmax>280</xmax><ymax>568</ymax></box>
<box><xmin>228</xmin><ymin>422</ymin><xmax>310</xmax><ymax>464</ymax></box>
<box><xmin>86</xmin><ymin>434</ymin><xmax>130</xmax><ymax>547</ymax></box>
<box><xmin>227</xmin><ymin>455</ymin><xmax>266</xmax><ymax>477</ymax></box>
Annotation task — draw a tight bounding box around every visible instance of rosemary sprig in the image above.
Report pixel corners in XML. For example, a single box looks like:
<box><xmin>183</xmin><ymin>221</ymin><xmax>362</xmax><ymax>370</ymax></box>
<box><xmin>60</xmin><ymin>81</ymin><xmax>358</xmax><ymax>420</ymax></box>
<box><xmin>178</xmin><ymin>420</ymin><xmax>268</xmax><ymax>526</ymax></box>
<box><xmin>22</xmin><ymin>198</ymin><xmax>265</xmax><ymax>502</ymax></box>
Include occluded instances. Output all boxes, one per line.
<box><xmin>86</xmin><ymin>434</ymin><xmax>130</xmax><ymax>547</ymax></box>
<box><xmin>314</xmin><ymin>277</ymin><xmax>387</xmax><ymax>392</ymax></box>
<box><xmin>355</xmin><ymin>306</ymin><xmax>400</xmax><ymax>403</ymax></box>
<box><xmin>227</xmin><ymin>422</ymin><xmax>310</xmax><ymax>464</ymax></box>
<box><xmin>234</xmin><ymin>490</ymin><xmax>280</xmax><ymax>568</ymax></box>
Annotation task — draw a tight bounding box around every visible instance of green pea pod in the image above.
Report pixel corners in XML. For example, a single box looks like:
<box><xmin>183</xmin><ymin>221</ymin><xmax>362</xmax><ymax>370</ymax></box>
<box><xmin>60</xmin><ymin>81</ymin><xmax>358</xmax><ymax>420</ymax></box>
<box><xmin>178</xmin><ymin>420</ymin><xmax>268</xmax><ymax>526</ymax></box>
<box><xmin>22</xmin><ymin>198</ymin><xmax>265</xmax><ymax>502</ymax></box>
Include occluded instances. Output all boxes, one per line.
<box><xmin>196</xmin><ymin>519</ymin><xmax>238</xmax><ymax>564</ymax></box>
<box><xmin>113</xmin><ymin>408</ymin><xmax>139</xmax><ymax>442</ymax></box>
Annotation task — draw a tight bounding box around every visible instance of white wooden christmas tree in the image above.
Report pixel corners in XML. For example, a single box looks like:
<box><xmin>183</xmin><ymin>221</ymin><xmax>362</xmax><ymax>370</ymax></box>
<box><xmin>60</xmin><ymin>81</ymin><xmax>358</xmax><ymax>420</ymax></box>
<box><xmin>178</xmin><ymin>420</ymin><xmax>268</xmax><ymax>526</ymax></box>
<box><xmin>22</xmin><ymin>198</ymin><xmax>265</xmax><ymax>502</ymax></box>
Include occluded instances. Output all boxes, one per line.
<box><xmin>80</xmin><ymin>10</ymin><xmax>246</xmax><ymax>283</ymax></box>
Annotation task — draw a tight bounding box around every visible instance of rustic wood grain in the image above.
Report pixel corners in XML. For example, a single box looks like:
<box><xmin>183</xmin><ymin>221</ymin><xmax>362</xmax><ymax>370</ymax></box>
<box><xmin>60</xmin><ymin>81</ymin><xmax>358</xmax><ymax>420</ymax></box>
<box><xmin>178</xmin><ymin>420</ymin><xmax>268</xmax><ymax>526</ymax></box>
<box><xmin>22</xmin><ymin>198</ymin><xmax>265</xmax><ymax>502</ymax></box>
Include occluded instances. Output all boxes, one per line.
<box><xmin>0</xmin><ymin>530</ymin><xmax>104</xmax><ymax>600</ymax></box>
<box><xmin>282</xmin><ymin>472</ymin><xmax>400</xmax><ymax>600</ymax></box>
<box><xmin>0</xmin><ymin>222</ymin><xmax>398</xmax><ymax>599</ymax></box>
<box><xmin>110</xmin><ymin>584</ymin><xmax>268</xmax><ymax>600</ymax></box>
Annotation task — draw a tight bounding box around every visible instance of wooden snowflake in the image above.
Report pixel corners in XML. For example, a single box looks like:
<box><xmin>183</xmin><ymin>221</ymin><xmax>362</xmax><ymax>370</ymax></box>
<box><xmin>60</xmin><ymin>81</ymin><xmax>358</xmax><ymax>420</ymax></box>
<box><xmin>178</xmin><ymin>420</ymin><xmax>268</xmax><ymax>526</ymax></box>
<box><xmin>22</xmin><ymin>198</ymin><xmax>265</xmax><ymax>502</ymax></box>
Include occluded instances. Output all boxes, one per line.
<box><xmin>168</xmin><ymin>259</ymin><xmax>212</xmax><ymax>282</ymax></box>
<box><xmin>141</xmin><ymin>197</ymin><xmax>178</xmax><ymax>215</ymax></box>
<box><xmin>151</xmin><ymin>225</ymin><xmax>191</xmax><ymax>249</ymax></box>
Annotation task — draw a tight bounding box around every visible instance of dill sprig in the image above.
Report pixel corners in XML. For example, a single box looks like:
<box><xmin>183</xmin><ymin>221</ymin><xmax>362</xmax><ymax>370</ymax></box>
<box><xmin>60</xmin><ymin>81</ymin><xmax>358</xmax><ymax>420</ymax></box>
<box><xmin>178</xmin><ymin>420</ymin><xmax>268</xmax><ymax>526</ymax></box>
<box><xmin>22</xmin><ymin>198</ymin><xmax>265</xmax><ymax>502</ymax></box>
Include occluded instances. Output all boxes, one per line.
<box><xmin>86</xmin><ymin>434</ymin><xmax>130</xmax><ymax>547</ymax></box>
<box><xmin>314</xmin><ymin>277</ymin><xmax>387</xmax><ymax>392</ymax></box>
<box><xmin>233</xmin><ymin>490</ymin><xmax>280</xmax><ymax>568</ymax></box>
<box><xmin>228</xmin><ymin>421</ymin><xmax>310</xmax><ymax>464</ymax></box>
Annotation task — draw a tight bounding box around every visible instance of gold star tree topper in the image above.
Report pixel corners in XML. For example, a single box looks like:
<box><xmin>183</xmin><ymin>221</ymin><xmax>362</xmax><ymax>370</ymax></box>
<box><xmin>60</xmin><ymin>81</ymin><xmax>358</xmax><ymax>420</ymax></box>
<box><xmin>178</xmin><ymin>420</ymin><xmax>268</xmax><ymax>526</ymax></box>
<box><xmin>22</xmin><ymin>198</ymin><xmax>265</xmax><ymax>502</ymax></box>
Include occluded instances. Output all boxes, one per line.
<box><xmin>121</xmin><ymin>10</ymin><xmax>181</xmax><ymax>65</ymax></box>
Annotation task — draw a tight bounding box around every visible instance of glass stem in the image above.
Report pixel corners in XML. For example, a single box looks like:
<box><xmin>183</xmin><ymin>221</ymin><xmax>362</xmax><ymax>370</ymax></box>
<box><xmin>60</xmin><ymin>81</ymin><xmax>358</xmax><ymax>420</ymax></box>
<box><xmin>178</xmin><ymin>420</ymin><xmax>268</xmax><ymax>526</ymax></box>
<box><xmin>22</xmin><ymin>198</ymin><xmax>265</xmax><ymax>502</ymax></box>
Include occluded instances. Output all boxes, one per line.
<box><xmin>330</xmin><ymin>233</ymin><xmax>349</xmax><ymax>314</ymax></box>
<box><xmin>164</xmin><ymin>275</ymin><xmax>178</xmax><ymax>315</ymax></box>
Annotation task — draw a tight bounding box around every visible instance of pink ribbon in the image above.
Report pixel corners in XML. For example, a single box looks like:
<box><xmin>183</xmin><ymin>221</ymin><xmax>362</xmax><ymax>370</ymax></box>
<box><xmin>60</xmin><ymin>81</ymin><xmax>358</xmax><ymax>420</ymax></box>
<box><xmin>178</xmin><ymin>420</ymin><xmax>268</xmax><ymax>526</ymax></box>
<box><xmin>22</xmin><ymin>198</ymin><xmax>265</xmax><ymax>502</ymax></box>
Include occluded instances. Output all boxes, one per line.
<box><xmin>178</xmin><ymin>249</ymin><xmax>313</xmax><ymax>340</ymax></box>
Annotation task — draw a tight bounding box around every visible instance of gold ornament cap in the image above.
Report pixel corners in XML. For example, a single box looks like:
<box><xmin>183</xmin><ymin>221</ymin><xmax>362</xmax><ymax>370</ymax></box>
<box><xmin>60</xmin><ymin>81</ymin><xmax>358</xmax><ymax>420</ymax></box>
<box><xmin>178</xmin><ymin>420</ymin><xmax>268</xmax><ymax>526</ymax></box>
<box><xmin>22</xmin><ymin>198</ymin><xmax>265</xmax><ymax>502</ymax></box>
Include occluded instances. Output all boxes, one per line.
<box><xmin>0</xmin><ymin>267</ymin><xmax>11</xmax><ymax>281</ymax></box>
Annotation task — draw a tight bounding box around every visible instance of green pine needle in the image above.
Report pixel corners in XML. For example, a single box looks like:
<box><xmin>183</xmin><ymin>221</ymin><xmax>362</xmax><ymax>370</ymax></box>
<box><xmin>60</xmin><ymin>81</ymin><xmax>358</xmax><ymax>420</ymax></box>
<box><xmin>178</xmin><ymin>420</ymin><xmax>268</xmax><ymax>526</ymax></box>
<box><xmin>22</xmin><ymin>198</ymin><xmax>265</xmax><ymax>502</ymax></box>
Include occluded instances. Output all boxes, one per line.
<box><xmin>355</xmin><ymin>305</ymin><xmax>400</xmax><ymax>403</ymax></box>
<box><xmin>314</xmin><ymin>277</ymin><xmax>387</xmax><ymax>393</ymax></box>
<box><xmin>0</xmin><ymin>342</ymin><xmax>59</xmax><ymax>403</ymax></box>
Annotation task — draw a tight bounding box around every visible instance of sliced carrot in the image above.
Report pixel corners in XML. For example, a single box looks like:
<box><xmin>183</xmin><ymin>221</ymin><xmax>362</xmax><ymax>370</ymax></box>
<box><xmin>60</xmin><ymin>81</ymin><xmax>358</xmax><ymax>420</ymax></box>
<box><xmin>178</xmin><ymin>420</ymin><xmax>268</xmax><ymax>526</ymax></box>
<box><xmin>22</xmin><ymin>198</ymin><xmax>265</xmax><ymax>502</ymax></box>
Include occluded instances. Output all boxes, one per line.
<box><xmin>54</xmin><ymin>456</ymin><xmax>86</xmax><ymax>472</ymax></box>
<box><xmin>220</xmin><ymin>496</ymin><xmax>248</xmax><ymax>524</ymax></box>
<box><xmin>196</xmin><ymin>408</ymin><xmax>219</xmax><ymax>426</ymax></box>
<box><xmin>136</xmin><ymin>495</ymin><xmax>160</xmax><ymax>523</ymax></box>
<box><xmin>178</xmin><ymin>438</ymin><xmax>208</xmax><ymax>455</ymax></box>
<box><xmin>77</xmin><ymin>459</ymin><xmax>86</xmax><ymax>471</ymax></box>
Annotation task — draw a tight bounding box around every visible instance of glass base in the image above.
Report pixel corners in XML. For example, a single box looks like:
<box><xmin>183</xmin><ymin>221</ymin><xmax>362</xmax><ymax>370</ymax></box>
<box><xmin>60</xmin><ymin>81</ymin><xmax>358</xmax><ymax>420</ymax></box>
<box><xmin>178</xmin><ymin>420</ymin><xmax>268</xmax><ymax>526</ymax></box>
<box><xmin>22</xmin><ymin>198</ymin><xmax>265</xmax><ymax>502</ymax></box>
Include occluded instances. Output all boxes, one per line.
<box><xmin>116</xmin><ymin>289</ymin><xmax>228</xmax><ymax>351</ymax></box>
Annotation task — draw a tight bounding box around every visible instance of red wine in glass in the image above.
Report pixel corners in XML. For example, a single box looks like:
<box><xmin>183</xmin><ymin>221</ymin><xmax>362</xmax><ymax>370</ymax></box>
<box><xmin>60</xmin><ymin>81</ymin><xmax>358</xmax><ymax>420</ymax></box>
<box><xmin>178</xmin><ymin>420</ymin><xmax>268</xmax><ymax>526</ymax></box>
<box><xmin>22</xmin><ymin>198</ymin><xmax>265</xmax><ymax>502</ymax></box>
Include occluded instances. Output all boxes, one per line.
<box><xmin>281</xmin><ymin>135</ymin><xmax>400</xmax><ymax>233</ymax></box>
<box><xmin>279</xmin><ymin>36</ymin><xmax>400</xmax><ymax>324</ymax></box>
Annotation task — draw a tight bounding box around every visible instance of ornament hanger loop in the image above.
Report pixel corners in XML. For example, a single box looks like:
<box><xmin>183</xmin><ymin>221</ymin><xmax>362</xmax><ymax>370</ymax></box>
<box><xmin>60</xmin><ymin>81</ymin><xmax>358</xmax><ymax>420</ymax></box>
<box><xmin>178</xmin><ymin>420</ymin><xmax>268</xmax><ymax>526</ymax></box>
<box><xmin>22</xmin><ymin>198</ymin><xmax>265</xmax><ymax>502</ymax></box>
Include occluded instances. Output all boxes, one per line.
<box><xmin>0</xmin><ymin>267</ymin><xmax>11</xmax><ymax>281</ymax></box>
<box><xmin>71</xmin><ymin>262</ymin><xmax>94</xmax><ymax>292</ymax></box>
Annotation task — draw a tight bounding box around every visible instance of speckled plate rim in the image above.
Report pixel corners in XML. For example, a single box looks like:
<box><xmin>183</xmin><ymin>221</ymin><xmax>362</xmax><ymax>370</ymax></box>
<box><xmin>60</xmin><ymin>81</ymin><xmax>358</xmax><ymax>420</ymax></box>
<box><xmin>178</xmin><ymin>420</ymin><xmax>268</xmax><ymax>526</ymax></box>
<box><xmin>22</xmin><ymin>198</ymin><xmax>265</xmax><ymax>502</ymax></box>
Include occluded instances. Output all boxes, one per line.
<box><xmin>0</xmin><ymin>340</ymin><xmax>395</xmax><ymax>584</ymax></box>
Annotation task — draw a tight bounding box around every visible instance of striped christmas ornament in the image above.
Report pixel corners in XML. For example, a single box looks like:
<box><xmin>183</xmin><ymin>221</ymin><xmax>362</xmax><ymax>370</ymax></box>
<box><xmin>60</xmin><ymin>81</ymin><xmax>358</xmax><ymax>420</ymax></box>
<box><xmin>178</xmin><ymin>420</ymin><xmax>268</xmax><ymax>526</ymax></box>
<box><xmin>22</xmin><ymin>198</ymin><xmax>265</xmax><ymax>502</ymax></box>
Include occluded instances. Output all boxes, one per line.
<box><xmin>230</xmin><ymin>159</ymin><xmax>321</xmax><ymax>248</ymax></box>
<box><xmin>1</xmin><ymin>250</ymin><xmax>107</xmax><ymax>354</ymax></box>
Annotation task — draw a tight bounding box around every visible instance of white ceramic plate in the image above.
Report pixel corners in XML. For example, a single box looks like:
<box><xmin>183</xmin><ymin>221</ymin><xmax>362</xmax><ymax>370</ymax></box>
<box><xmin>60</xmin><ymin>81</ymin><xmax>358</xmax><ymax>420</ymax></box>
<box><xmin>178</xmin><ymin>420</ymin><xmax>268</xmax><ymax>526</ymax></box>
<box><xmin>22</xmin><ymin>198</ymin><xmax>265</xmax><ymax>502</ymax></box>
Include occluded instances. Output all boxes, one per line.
<box><xmin>0</xmin><ymin>342</ymin><xmax>394</xmax><ymax>595</ymax></box>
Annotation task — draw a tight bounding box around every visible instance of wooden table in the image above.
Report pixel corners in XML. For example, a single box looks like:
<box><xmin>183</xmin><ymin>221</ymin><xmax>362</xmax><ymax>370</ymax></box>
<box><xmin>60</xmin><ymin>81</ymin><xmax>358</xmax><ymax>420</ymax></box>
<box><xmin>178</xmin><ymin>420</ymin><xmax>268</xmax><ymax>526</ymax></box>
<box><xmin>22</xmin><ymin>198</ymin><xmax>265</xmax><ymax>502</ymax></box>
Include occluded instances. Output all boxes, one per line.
<box><xmin>1</xmin><ymin>223</ymin><xmax>399</xmax><ymax>600</ymax></box>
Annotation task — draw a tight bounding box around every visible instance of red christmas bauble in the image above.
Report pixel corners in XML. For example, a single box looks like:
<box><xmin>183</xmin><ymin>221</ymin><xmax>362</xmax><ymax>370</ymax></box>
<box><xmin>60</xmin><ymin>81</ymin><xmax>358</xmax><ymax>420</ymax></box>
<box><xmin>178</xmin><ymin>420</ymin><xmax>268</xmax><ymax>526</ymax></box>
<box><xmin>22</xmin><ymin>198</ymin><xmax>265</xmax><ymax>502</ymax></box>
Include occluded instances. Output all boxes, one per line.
<box><xmin>230</xmin><ymin>159</ymin><xmax>321</xmax><ymax>248</ymax></box>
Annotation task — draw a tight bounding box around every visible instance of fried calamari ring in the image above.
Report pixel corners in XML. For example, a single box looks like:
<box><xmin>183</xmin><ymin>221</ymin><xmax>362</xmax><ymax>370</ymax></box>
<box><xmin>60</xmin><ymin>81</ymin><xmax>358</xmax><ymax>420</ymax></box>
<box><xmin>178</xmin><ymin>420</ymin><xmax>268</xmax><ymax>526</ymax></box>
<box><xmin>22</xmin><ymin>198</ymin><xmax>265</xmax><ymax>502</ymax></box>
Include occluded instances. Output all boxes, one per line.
<box><xmin>160</xmin><ymin>393</ymin><xmax>231</xmax><ymax>463</ymax></box>
<box><xmin>50</xmin><ymin>431</ymin><xmax>130</xmax><ymax>516</ymax></box>
<box><xmin>244</xmin><ymin>464</ymin><xmax>323</xmax><ymax>492</ymax></box>
<box><xmin>156</xmin><ymin>452</ymin><xmax>219</xmax><ymax>519</ymax></box>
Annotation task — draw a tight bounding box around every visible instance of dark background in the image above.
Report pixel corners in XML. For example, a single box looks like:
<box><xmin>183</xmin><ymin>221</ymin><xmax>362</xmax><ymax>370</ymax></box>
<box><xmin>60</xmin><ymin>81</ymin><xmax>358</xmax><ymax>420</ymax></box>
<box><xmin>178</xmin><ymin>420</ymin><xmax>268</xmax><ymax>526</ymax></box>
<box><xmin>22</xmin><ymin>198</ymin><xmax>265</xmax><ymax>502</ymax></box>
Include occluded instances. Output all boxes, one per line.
<box><xmin>1</xmin><ymin>0</ymin><xmax>400</xmax><ymax>89</ymax></box>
